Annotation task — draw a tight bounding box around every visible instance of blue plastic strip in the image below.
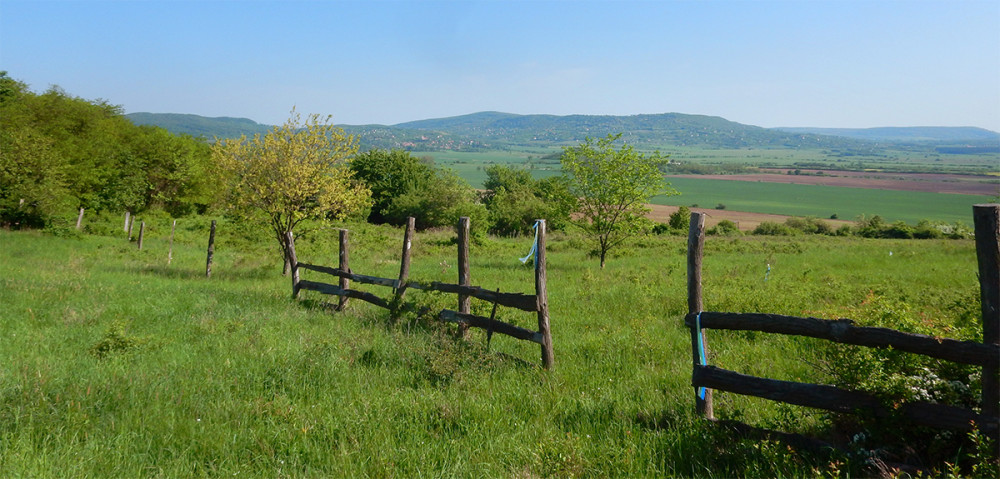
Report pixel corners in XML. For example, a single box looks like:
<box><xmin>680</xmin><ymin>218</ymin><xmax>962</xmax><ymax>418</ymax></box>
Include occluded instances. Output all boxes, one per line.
<box><xmin>695</xmin><ymin>312</ymin><xmax>707</xmax><ymax>400</ymax></box>
<box><xmin>519</xmin><ymin>221</ymin><xmax>540</xmax><ymax>265</ymax></box>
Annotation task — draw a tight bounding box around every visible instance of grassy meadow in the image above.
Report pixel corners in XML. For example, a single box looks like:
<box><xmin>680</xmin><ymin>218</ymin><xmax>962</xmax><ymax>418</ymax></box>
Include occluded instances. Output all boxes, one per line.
<box><xmin>0</xmin><ymin>214</ymin><xmax>986</xmax><ymax>477</ymax></box>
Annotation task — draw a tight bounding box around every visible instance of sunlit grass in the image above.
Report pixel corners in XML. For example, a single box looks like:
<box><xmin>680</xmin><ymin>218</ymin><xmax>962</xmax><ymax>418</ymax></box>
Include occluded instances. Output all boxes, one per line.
<box><xmin>0</xmin><ymin>217</ymin><xmax>981</xmax><ymax>476</ymax></box>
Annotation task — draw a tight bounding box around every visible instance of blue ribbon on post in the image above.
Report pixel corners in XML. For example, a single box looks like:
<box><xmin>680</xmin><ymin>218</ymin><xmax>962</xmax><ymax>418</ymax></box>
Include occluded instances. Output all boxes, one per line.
<box><xmin>519</xmin><ymin>220</ymin><xmax>541</xmax><ymax>265</ymax></box>
<box><xmin>695</xmin><ymin>312</ymin><xmax>707</xmax><ymax>400</ymax></box>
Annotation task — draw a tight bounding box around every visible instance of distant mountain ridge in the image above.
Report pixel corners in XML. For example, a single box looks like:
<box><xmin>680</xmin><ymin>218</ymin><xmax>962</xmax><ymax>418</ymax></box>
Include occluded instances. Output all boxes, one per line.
<box><xmin>126</xmin><ymin>112</ymin><xmax>273</xmax><ymax>139</ymax></box>
<box><xmin>126</xmin><ymin>111</ymin><xmax>1000</xmax><ymax>152</ymax></box>
<box><xmin>775</xmin><ymin>126</ymin><xmax>1000</xmax><ymax>142</ymax></box>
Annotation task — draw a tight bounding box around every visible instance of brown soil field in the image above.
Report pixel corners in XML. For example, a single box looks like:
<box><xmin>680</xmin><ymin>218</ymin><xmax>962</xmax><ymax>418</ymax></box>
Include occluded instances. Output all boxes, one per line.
<box><xmin>645</xmin><ymin>204</ymin><xmax>854</xmax><ymax>232</ymax></box>
<box><xmin>668</xmin><ymin>169</ymin><xmax>999</xmax><ymax>196</ymax></box>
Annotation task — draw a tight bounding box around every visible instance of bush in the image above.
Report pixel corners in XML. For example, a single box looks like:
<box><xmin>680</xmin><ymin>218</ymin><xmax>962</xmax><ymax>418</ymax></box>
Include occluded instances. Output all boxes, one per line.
<box><xmin>667</xmin><ymin>206</ymin><xmax>691</xmax><ymax>230</ymax></box>
<box><xmin>820</xmin><ymin>292</ymin><xmax>989</xmax><ymax>472</ymax></box>
<box><xmin>751</xmin><ymin>221</ymin><xmax>794</xmax><ymax>236</ymax></box>
<box><xmin>882</xmin><ymin>221</ymin><xmax>914</xmax><ymax>239</ymax></box>
<box><xmin>351</xmin><ymin>149</ymin><xmax>485</xmax><ymax>231</ymax></box>
<box><xmin>651</xmin><ymin>221</ymin><xmax>672</xmax><ymax>235</ymax></box>
<box><xmin>707</xmin><ymin>219</ymin><xmax>741</xmax><ymax>236</ymax></box>
<box><xmin>785</xmin><ymin>217</ymin><xmax>833</xmax><ymax>235</ymax></box>
<box><xmin>481</xmin><ymin>165</ymin><xmax>575</xmax><ymax>236</ymax></box>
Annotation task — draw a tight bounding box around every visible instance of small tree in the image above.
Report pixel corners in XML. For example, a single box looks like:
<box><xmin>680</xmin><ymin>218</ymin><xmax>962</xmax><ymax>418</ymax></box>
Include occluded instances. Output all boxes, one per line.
<box><xmin>561</xmin><ymin>133</ymin><xmax>676</xmax><ymax>268</ymax></box>
<box><xmin>668</xmin><ymin>205</ymin><xmax>691</xmax><ymax>230</ymax></box>
<box><xmin>212</xmin><ymin>110</ymin><xmax>371</xmax><ymax>273</ymax></box>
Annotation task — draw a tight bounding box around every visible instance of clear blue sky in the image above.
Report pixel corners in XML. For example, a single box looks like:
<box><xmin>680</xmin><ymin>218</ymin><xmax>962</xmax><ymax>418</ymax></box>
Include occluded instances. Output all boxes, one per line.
<box><xmin>2</xmin><ymin>0</ymin><xmax>998</xmax><ymax>131</ymax></box>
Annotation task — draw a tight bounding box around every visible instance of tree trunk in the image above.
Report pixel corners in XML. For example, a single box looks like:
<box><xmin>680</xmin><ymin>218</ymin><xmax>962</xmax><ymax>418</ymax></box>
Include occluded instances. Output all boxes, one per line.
<box><xmin>278</xmin><ymin>231</ymin><xmax>291</xmax><ymax>276</ymax></box>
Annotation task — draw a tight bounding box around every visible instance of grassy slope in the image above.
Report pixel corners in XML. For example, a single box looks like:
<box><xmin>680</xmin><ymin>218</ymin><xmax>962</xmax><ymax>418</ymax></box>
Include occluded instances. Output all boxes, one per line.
<box><xmin>0</xmin><ymin>219</ymin><xmax>982</xmax><ymax>477</ymax></box>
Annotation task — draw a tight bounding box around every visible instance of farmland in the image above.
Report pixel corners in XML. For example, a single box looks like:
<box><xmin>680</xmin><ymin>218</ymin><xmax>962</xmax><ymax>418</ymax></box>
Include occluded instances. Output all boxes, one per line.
<box><xmin>407</xmin><ymin>149</ymin><xmax>997</xmax><ymax>225</ymax></box>
<box><xmin>0</xmin><ymin>214</ymin><xmax>990</xmax><ymax>477</ymax></box>
<box><xmin>652</xmin><ymin>176</ymin><xmax>993</xmax><ymax>225</ymax></box>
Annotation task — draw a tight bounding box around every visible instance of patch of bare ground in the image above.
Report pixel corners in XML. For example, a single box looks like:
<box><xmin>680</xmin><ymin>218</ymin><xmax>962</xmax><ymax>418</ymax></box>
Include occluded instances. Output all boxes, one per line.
<box><xmin>669</xmin><ymin>169</ymin><xmax>999</xmax><ymax>196</ymax></box>
<box><xmin>646</xmin><ymin>204</ymin><xmax>854</xmax><ymax>232</ymax></box>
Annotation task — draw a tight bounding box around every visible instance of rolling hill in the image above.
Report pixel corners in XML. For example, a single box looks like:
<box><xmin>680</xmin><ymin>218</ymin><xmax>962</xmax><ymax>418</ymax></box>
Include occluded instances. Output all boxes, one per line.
<box><xmin>126</xmin><ymin>111</ymin><xmax>1000</xmax><ymax>154</ymax></box>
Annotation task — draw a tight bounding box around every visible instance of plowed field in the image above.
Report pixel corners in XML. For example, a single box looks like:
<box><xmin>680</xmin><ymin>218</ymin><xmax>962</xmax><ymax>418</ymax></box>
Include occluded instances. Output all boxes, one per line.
<box><xmin>668</xmin><ymin>169</ymin><xmax>999</xmax><ymax>196</ymax></box>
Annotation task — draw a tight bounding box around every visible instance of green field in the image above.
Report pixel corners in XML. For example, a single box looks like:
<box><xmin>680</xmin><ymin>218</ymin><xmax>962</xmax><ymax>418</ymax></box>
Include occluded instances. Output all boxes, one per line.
<box><xmin>1</xmin><ymin>216</ymin><xmax>989</xmax><ymax>476</ymax></box>
<box><xmin>413</xmin><ymin>150</ymin><xmax>993</xmax><ymax>224</ymax></box>
<box><xmin>652</xmin><ymin>177</ymin><xmax>993</xmax><ymax>224</ymax></box>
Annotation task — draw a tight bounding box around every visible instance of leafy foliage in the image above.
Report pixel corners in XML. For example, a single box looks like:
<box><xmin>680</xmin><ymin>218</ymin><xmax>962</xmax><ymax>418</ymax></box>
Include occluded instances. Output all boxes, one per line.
<box><xmin>667</xmin><ymin>205</ymin><xmax>691</xmax><ymax>231</ymax></box>
<box><xmin>212</xmin><ymin>109</ymin><xmax>371</xmax><ymax>269</ymax></box>
<box><xmin>0</xmin><ymin>72</ymin><xmax>218</xmax><ymax>227</ymax></box>
<box><xmin>481</xmin><ymin>165</ymin><xmax>576</xmax><ymax>236</ymax></box>
<box><xmin>819</xmin><ymin>291</ymin><xmax>989</xmax><ymax>471</ymax></box>
<box><xmin>349</xmin><ymin>148</ymin><xmax>487</xmax><ymax>232</ymax></box>
<box><xmin>561</xmin><ymin>133</ymin><xmax>675</xmax><ymax>267</ymax></box>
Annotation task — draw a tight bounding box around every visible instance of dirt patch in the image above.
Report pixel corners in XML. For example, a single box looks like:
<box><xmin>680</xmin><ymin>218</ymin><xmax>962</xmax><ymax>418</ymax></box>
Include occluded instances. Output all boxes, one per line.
<box><xmin>668</xmin><ymin>170</ymin><xmax>999</xmax><ymax>196</ymax></box>
<box><xmin>646</xmin><ymin>204</ymin><xmax>854</xmax><ymax>232</ymax></box>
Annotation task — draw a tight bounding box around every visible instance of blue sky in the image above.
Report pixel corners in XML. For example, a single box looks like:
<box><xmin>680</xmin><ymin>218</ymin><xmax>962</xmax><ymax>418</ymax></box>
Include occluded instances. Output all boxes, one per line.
<box><xmin>2</xmin><ymin>0</ymin><xmax>998</xmax><ymax>130</ymax></box>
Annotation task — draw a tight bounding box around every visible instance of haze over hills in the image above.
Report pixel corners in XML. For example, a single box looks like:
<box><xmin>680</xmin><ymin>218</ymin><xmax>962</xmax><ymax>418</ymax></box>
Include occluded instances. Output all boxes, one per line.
<box><xmin>775</xmin><ymin>126</ymin><xmax>1000</xmax><ymax>142</ymax></box>
<box><xmin>126</xmin><ymin>111</ymin><xmax>1000</xmax><ymax>153</ymax></box>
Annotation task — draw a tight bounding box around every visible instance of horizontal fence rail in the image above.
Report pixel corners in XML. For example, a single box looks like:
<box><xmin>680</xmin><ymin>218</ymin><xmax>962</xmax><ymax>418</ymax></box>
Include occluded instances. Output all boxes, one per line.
<box><xmin>685</xmin><ymin>204</ymin><xmax>1000</xmax><ymax>455</ymax></box>
<box><xmin>287</xmin><ymin>217</ymin><xmax>554</xmax><ymax>369</ymax></box>
<box><xmin>692</xmin><ymin>365</ymin><xmax>997</xmax><ymax>434</ymax></box>
<box><xmin>684</xmin><ymin>312</ymin><xmax>1000</xmax><ymax>367</ymax></box>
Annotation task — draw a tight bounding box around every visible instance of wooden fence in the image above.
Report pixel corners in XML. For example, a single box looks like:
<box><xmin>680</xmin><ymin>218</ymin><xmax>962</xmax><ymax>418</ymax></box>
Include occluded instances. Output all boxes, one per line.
<box><xmin>685</xmin><ymin>204</ymin><xmax>1000</xmax><ymax>445</ymax></box>
<box><xmin>285</xmin><ymin>216</ymin><xmax>555</xmax><ymax>369</ymax></box>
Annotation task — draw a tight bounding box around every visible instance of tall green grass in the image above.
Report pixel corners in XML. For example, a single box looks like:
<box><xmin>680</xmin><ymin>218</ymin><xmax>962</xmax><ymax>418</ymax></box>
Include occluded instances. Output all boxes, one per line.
<box><xmin>0</xmin><ymin>216</ymin><xmax>983</xmax><ymax>477</ymax></box>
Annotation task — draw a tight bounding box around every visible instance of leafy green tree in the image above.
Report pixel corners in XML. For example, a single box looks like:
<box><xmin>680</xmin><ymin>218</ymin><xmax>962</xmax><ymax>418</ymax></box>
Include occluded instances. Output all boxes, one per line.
<box><xmin>668</xmin><ymin>205</ymin><xmax>691</xmax><ymax>230</ymax></box>
<box><xmin>212</xmin><ymin>110</ymin><xmax>371</xmax><ymax>273</ymax></box>
<box><xmin>350</xmin><ymin>148</ymin><xmax>487</xmax><ymax>232</ymax></box>
<box><xmin>481</xmin><ymin>165</ymin><xmax>576</xmax><ymax>236</ymax></box>
<box><xmin>350</xmin><ymin>149</ymin><xmax>434</xmax><ymax>224</ymax></box>
<box><xmin>1</xmin><ymin>72</ymin><xmax>219</xmax><ymax>225</ymax></box>
<box><xmin>561</xmin><ymin>133</ymin><xmax>675</xmax><ymax>268</ymax></box>
<box><xmin>383</xmin><ymin>167</ymin><xmax>487</xmax><ymax>231</ymax></box>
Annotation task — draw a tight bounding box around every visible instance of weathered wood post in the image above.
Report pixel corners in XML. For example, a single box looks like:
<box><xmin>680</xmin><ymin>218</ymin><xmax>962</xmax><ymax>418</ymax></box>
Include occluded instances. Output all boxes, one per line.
<box><xmin>168</xmin><ymin>219</ymin><xmax>176</xmax><ymax>265</ymax></box>
<box><xmin>127</xmin><ymin>214</ymin><xmax>135</xmax><ymax>240</ymax></box>
<box><xmin>457</xmin><ymin>216</ymin><xmax>472</xmax><ymax>337</ymax></box>
<box><xmin>286</xmin><ymin>231</ymin><xmax>300</xmax><ymax>299</ymax></box>
<box><xmin>137</xmin><ymin>221</ymin><xmax>146</xmax><ymax>250</ymax></box>
<box><xmin>973</xmin><ymin>204</ymin><xmax>999</xmax><ymax>433</ymax></box>
<box><xmin>392</xmin><ymin>217</ymin><xmax>416</xmax><ymax>318</ymax></box>
<box><xmin>688</xmin><ymin>212</ymin><xmax>713</xmax><ymax>418</ymax></box>
<box><xmin>337</xmin><ymin>228</ymin><xmax>350</xmax><ymax>311</ymax></box>
<box><xmin>535</xmin><ymin>219</ymin><xmax>554</xmax><ymax>370</ymax></box>
<box><xmin>75</xmin><ymin>207</ymin><xmax>84</xmax><ymax>230</ymax></box>
<box><xmin>205</xmin><ymin>220</ymin><xmax>216</xmax><ymax>278</ymax></box>
<box><xmin>124</xmin><ymin>211</ymin><xmax>130</xmax><ymax>233</ymax></box>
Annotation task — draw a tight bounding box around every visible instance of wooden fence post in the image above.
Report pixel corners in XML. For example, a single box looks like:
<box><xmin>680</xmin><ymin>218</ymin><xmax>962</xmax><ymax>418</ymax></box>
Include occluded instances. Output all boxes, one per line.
<box><xmin>535</xmin><ymin>219</ymin><xmax>554</xmax><ymax>370</ymax></box>
<box><xmin>124</xmin><ymin>211</ymin><xmax>130</xmax><ymax>233</ymax></box>
<box><xmin>973</xmin><ymin>204</ymin><xmax>999</xmax><ymax>430</ymax></box>
<box><xmin>168</xmin><ymin>219</ymin><xmax>176</xmax><ymax>265</ymax></box>
<box><xmin>127</xmin><ymin>215</ymin><xmax>135</xmax><ymax>240</ymax></box>
<box><xmin>287</xmin><ymin>231</ymin><xmax>300</xmax><ymax>299</ymax></box>
<box><xmin>76</xmin><ymin>207</ymin><xmax>84</xmax><ymax>230</ymax></box>
<box><xmin>688</xmin><ymin>212</ymin><xmax>713</xmax><ymax>419</ymax></box>
<box><xmin>337</xmin><ymin>228</ymin><xmax>350</xmax><ymax>311</ymax></box>
<box><xmin>205</xmin><ymin>220</ymin><xmax>216</xmax><ymax>278</ymax></box>
<box><xmin>458</xmin><ymin>216</ymin><xmax>471</xmax><ymax>338</ymax></box>
<box><xmin>392</xmin><ymin>217</ymin><xmax>416</xmax><ymax>318</ymax></box>
<box><xmin>137</xmin><ymin>221</ymin><xmax>145</xmax><ymax>250</ymax></box>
